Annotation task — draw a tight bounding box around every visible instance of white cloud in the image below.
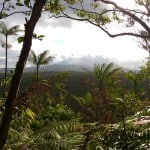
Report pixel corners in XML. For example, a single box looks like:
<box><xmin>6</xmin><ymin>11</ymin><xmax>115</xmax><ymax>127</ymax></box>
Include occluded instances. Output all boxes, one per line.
<box><xmin>32</xmin><ymin>20</ymin><xmax>147</xmax><ymax>61</ymax></box>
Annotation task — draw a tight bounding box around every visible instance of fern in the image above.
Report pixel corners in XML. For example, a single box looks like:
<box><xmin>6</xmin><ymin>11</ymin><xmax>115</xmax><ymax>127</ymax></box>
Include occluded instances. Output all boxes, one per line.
<box><xmin>27</xmin><ymin>121</ymin><xmax>84</xmax><ymax>150</ymax></box>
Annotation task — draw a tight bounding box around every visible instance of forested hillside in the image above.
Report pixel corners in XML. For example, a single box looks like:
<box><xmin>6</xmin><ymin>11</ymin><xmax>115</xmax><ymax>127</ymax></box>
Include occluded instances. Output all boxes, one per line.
<box><xmin>0</xmin><ymin>63</ymin><xmax>149</xmax><ymax>149</ymax></box>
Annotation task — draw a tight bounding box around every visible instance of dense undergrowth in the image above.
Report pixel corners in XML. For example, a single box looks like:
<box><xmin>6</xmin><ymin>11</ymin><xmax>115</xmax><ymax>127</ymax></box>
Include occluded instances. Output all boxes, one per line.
<box><xmin>0</xmin><ymin>63</ymin><xmax>150</xmax><ymax>149</ymax></box>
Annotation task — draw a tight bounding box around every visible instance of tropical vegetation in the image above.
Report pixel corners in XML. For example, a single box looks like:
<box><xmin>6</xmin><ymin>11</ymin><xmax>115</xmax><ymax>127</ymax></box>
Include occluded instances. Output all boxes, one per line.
<box><xmin>0</xmin><ymin>0</ymin><xmax>149</xmax><ymax>149</ymax></box>
<box><xmin>0</xmin><ymin>21</ymin><xmax>21</xmax><ymax>94</ymax></box>
<box><xmin>28</xmin><ymin>50</ymin><xmax>55</xmax><ymax>83</ymax></box>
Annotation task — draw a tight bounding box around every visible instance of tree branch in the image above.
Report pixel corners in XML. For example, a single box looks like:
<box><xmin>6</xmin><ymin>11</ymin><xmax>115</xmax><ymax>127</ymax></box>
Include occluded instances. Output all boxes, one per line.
<box><xmin>94</xmin><ymin>0</ymin><xmax>150</xmax><ymax>35</ymax></box>
<box><xmin>68</xmin><ymin>5</ymin><xmax>120</xmax><ymax>16</ymax></box>
<box><xmin>1</xmin><ymin>11</ymin><xmax>32</xmax><ymax>18</ymax></box>
<box><xmin>51</xmin><ymin>12</ymin><xmax>150</xmax><ymax>38</ymax></box>
<box><xmin>126</xmin><ymin>8</ymin><xmax>149</xmax><ymax>17</ymax></box>
<box><xmin>0</xmin><ymin>1</ymin><xmax>6</xmax><ymax>19</ymax></box>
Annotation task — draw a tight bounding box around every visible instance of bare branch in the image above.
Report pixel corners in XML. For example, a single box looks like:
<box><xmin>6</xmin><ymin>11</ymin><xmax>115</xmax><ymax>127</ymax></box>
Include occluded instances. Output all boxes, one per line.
<box><xmin>3</xmin><ymin>11</ymin><xmax>32</xmax><ymax>18</ymax></box>
<box><xmin>126</xmin><ymin>8</ymin><xmax>149</xmax><ymax>17</ymax></box>
<box><xmin>50</xmin><ymin>11</ymin><xmax>149</xmax><ymax>39</ymax></box>
<box><xmin>0</xmin><ymin>1</ymin><xmax>6</xmax><ymax>19</ymax></box>
<box><xmin>68</xmin><ymin>5</ymin><xmax>120</xmax><ymax>16</ymax></box>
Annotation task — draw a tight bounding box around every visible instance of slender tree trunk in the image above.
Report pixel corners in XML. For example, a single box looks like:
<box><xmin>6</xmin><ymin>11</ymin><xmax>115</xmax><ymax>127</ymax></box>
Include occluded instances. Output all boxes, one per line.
<box><xmin>134</xmin><ymin>80</ymin><xmax>137</xmax><ymax>97</ymax></box>
<box><xmin>37</xmin><ymin>64</ymin><xmax>39</xmax><ymax>83</ymax></box>
<box><xmin>0</xmin><ymin>0</ymin><xmax>46</xmax><ymax>149</ymax></box>
<box><xmin>4</xmin><ymin>34</ymin><xmax>8</xmax><ymax>94</ymax></box>
<box><xmin>147</xmin><ymin>51</ymin><xmax>150</xmax><ymax>97</ymax></box>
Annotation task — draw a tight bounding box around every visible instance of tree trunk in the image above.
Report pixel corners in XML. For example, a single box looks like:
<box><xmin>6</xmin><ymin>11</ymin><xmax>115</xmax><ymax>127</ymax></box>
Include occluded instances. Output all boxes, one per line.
<box><xmin>134</xmin><ymin>80</ymin><xmax>137</xmax><ymax>97</ymax></box>
<box><xmin>4</xmin><ymin>34</ymin><xmax>8</xmax><ymax>94</ymax></box>
<box><xmin>147</xmin><ymin>51</ymin><xmax>150</xmax><ymax>97</ymax></box>
<box><xmin>37</xmin><ymin>64</ymin><xmax>39</xmax><ymax>83</ymax></box>
<box><xmin>0</xmin><ymin>0</ymin><xmax>46</xmax><ymax>149</ymax></box>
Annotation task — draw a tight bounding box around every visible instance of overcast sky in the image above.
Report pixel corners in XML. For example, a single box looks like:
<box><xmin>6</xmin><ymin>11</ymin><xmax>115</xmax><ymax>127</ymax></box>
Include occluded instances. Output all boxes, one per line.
<box><xmin>0</xmin><ymin>0</ymin><xmax>148</xmax><ymax>68</ymax></box>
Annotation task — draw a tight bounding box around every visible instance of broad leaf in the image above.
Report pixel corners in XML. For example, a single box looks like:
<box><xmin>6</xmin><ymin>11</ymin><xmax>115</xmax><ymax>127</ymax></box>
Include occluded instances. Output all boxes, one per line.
<box><xmin>24</xmin><ymin>0</ymin><xmax>30</xmax><ymax>7</ymax></box>
<box><xmin>18</xmin><ymin>36</ymin><xmax>24</xmax><ymax>43</ymax></box>
<box><xmin>16</xmin><ymin>3</ymin><xmax>24</xmax><ymax>6</ymax></box>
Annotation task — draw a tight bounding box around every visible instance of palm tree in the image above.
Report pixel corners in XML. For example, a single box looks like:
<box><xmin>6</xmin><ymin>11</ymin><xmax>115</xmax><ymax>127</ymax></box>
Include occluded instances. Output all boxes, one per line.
<box><xmin>94</xmin><ymin>63</ymin><xmax>121</xmax><ymax>91</ymax></box>
<box><xmin>0</xmin><ymin>21</ymin><xmax>21</xmax><ymax>92</ymax></box>
<box><xmin>28</xmin><ymin>50</ymin><xmax>55</xmax><ymax>83</ymax></box>
<box><xmin>126</xmin><ymin>71</ymin><xmax>142</xmax><ymax>96</ymax></box>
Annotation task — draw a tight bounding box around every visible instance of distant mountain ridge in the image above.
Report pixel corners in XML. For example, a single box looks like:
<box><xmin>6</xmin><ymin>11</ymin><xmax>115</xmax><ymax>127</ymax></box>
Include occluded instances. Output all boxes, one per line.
<box><xmin>24</xmin><ymin>64</ymin><xmax>93</xmax><ymax>72</ymax></box>
<box><xmin>0</xmin><ymin>63</ymin><xmax>132</xmax><ymax>73</ymax></box>
<box><xmin>0</xmin><ymin>64</ymin><xmax>92</xmax><ymax>73</ymax></box>
<box><xmin>0</xmin><ymin>55</ymin><xmax>143</xmax><ymax>72</ymax></box>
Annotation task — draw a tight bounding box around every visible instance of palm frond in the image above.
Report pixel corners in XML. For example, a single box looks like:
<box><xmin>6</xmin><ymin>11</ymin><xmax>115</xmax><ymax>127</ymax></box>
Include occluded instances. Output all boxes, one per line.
<box><xmin>0</xmin><ymin>21</ymin><xmax>7</xmax><ymax>34</ymax></box>
<box><xmin>38</xmin><ymin>50</ymin><xmax>54</xmax><ymax>65</ymax></box>
<box><xmin>7</xmin><ymin>25</ymin><xmax>21</xmax><ymax>35</ymax></box>
<box><xmin>94</xmin><ymin>64</ymin><xmax>102</xmax><ymax>81</ymax></box>
<box><xmin>42</xmin><ymin>55</ymin><xmax>55</xmax><ymax>65</ymax></box>
<box><xmin>29</xmin><ymin>121</ymin><xmax>83</xmax><ymax>149</ymax></box>
<box><xmin>103</xmin><ymin>63</ymin><xmax>114</xmax><ymax>78</ymax></box>
<box><xmin>28</xmin><ymin>50</ymin><xmax>38</xmax><ymax>65</ymax></box>
<box><xmin>107</xmin><ymin>67</ymin><xmax>122</xmax><ymax>78</ymax></box>
<box><xmin>39</xmin><ymin>50</ymin><xmax>49</xmax><ymax>60</ymax></box>
<box><xmin>94</xmin><ymin>63</ymin><xmax>121</xmax><ymax>91</ymax></box>
<box><xmin>0</xmin><ymin>21</ymin><xmax>21</xmax><ymax>36</ymax></box>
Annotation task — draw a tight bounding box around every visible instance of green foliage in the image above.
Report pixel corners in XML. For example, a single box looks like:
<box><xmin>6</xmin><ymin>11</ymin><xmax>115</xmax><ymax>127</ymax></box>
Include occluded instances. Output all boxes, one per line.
<box><xmin>28</xmin><ymin>50</ymin><xmax>54</xmax><ymax>66</ymax></box>
<box><xmin>17</xmin><ymin>36</ymin><xmax>24</xmax><ymax>43</ymax></box>
<box><xmin>17</xmin><ymin>33</ymin><xmax>45</xmax><ymax>43</ymax></box>
<box><xmin>18</xmin><ymin>33</ymin><xmax>45</xmax><ymax>43</ymax></box>
<box><xmin>39</xmin><ymin>101</ymin><xmax>75</xmax><ymax>122</ymax></box>
<box><xmin>0</xmin><ymin>21</ymin><xmax>21</xmax><ymax>96</ymax></box>
<box><xmin>24</xmin><ymin>0</ymin><xmax>30</xmax><ymax>7</ymax></box>
<box><xmin>75</xmin><ymin>9</ymin><xmax>111</xmax><ymax>25</ymax></box>
<box><xmin>4</xmin><ymin>108</ymin><xmax>34</xmax><ymax>149</ymax></box>
<box><xmin>46</xmin><ymin>0</ymin><xmax>65</xmax><ymax>15</ymax></box>
<box><xmin>28</xmin><ymin>50</ymin><xmax>55</xmax><ymax>83</ymax></box>
<box><xmin>0</xmin><ymin>77</ymin><xmax>11</xmax><ymax>96</ymax></box>
<box><xmin>94</xmin><ymin>63</ymin><xmax>122</xmax><ymax>91</ymax></box>
<box><xmin>140</xmin><ymin>61</ymin><xmax>150</xmax><ymax>98</ymax></box>
<box><xmin>101</xmin><ymin>107</ymin><xmax>150</xmax><ymax>149</ymax></box>
<box><xmin>28</xmin><ymin>121</ymin><xmax>83</xmax><ymax>150</ymax></box>
<box><xmin>16</xmin><ymin>2</ymin><xmax>24</xmax><ymax>6</ymax></box>
<box><xmin>0</xmin><ymin>21</ymin><xmax>21</xmax><ymax>36</ymax></box>
<box><xmin>65</xmin><ymin>0</ymin><xmax>76</xmax><ymax>5</ymax></box>
<box><xmin>0</xmin><ymin>0</ymin><xmax>149</xmax><ymax>148</ymax></box>
<box><xmin>0</xmin><ymin>77</ymin><xmax>11</xmax><ymax>88</ymax></box>
<box><xmin>0</xmin><ymin>70</ymin><xmax>14</xmax><ymax>97</ymax></box>
<box><xmin>32</xmin><ymin>33</ymin><xmax>45</xmax><ymax>41</ymax></box>
<box><xmin>16</xmin><ymin>0</ymin><xmax>32</xmax><ymax>8</ymax></box>
<box><xmin>0</xmin><ymin>62</ymin><xmax>149</xmax><ymax>149</ymax></box>
<box><xmin>2</xmin><ymin>73</ymin><xmax>82</xmax><ymax>149</ymax></box>
<box><xmin>126</xmin><ymin>71</ymin><xmax>142</xmax><ymax>82</ymax></box>
<box><xmin>50</xmin><ymin>72</ymin><xmax>69</xmax><ymax>102</ymax></box>
<box><xmin>126</xmin><ymin>70</ymin><xmax>142</xmax><ymax>96</ymax></box>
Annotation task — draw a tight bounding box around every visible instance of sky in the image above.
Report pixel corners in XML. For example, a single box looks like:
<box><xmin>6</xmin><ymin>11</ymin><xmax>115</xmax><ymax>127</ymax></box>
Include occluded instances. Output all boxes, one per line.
<box><xmin>0</xmin><ymin>0</ymin><xmax>149</xmax><ymax>68</ymax></box>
